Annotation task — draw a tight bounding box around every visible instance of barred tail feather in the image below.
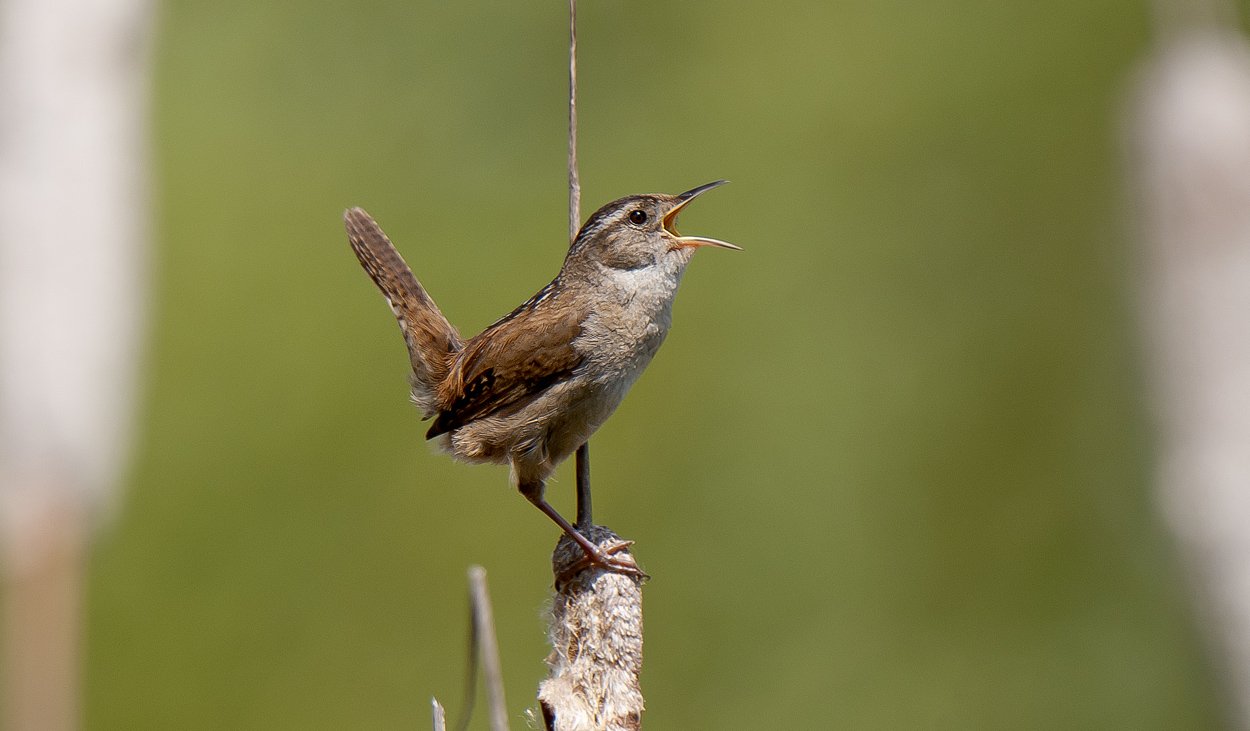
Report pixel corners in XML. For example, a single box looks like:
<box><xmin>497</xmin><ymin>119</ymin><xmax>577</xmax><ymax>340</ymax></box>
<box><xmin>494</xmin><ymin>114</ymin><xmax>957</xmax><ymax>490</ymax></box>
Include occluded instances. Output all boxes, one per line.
<box><xmin>344</xmin><ymin>207</ymin><xmax>463</xmax><ymax>416</ymax></box>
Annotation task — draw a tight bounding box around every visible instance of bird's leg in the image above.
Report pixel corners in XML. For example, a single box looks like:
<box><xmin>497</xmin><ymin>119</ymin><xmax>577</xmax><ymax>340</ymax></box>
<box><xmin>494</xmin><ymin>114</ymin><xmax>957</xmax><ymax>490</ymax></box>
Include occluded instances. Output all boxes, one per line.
<box><xmin>517</xmin><ymin>479</ymin><xmax>642</xmax><ymax>577</ymax></box>
<box><xmin>575</xmin><ymin>442</ymin><xmax>591</xmax><ymax>529</ymax></box>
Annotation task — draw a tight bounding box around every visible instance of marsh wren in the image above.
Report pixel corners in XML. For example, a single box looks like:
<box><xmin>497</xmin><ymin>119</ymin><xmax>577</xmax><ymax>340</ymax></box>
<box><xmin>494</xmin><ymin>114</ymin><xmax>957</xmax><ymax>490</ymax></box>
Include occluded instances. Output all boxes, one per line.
<box><xmin>345</xmin><ymin>181</ymin><xmax>739</xmax><ymax>574</ymax></box>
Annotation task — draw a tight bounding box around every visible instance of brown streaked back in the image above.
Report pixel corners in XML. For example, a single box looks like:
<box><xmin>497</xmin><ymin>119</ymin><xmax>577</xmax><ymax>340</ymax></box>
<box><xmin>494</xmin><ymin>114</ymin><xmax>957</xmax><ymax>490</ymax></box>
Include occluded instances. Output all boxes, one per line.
<box><xmin>427</xmin><ymin>286</ymin><xmax>587</xmax><ymax>439</ymax></box>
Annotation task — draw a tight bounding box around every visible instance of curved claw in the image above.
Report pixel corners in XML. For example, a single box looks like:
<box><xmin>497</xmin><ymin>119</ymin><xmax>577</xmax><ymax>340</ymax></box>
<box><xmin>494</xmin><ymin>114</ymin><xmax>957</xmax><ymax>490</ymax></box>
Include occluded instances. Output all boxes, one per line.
<box><xmin>556</xmin><ymin>540</ymin><xmax>648</xmax><ymax>585</ymax></box>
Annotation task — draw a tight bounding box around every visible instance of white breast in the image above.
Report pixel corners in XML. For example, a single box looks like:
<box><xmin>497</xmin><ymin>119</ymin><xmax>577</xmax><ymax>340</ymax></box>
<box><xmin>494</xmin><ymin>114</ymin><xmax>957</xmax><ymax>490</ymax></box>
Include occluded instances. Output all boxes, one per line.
<box><xmin>573</xmin><ymin>259</ymin><xmax>688</xmax><ymax>423</ymax></box>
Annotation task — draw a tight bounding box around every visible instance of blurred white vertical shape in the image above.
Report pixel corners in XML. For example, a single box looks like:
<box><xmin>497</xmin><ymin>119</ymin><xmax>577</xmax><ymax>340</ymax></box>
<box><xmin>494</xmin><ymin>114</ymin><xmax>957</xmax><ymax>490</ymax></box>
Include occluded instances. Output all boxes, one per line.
<box><xmin>1132</xmin><ymin>26</ymin><xmax>1250</xmax><ymax>725</ymax></box>
<box><xmin>0</xmin><ymin>0</ymin><xmax>151</xmax><ymax>728</ymax></box>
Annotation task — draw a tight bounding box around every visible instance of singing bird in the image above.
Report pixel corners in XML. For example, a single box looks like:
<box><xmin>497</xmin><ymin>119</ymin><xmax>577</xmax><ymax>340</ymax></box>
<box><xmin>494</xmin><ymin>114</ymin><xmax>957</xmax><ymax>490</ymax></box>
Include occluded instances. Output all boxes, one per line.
<box><xmin>345</xmin><ymin>181</ymin><xmax>739</xmax><ymax>573</ymax></box>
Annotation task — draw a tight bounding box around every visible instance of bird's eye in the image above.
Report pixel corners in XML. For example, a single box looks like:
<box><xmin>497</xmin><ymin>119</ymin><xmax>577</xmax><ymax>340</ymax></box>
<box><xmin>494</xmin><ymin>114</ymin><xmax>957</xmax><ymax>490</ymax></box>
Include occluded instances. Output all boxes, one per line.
<box><xmin>628</xmin><ymin>209</ymin><xmax>647</xmax><ymax>225</ymax></box>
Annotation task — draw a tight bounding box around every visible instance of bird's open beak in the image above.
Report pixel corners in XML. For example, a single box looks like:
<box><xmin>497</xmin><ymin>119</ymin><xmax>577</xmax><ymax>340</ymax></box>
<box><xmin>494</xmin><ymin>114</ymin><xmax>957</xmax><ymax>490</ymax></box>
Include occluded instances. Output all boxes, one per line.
<box><xmin>664</xmin><ymin>180</ymin><xmax>742</xmax><ymax>251</ymax></box>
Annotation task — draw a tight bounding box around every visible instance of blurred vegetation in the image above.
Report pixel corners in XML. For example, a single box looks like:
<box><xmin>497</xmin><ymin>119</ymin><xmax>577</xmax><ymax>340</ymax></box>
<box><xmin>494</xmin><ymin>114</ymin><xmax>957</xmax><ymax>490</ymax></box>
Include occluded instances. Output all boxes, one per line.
<box><xmin>85</xmin><ymin>0</ymin><xmax>1228</xmax><ymax>729</ymax></box>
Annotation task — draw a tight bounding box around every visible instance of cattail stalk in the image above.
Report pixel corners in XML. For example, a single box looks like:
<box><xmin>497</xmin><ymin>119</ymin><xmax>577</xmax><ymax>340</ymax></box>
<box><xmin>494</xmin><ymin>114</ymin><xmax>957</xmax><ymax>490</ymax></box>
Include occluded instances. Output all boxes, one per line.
<box><xmin>539</xmin><ymin>526</ymin><xmax>645</xmax><ymax>731</ymax></box>
<box><xmin>544</xmin><ymin>5</ymin><xmax>646</xmax><ymax>729</ymax></box>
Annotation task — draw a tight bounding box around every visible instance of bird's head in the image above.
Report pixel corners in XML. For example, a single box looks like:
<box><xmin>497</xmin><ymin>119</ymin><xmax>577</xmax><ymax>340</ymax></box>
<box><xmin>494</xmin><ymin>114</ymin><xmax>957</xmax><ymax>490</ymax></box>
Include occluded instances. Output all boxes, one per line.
<box><xmin>565</xmin><ymin>181</ymin><xmax>740</xmax><ymax>276</ymax></box>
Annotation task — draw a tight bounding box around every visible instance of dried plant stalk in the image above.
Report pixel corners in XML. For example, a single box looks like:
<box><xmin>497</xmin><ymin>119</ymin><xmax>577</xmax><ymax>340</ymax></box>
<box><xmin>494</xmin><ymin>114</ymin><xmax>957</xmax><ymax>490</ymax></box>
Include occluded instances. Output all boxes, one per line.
<box><xmin>538</xmin><ymin>526</ymin><xmax>645</xmax><ymax>731</ymax></box>
<box><xmin>468</xmin><ymin>566</ymin><xmax>510</xmax><ymax>731</ymax></box>
<box><xmin>567</xmin><ymin>0</ymin><xmax>580</xmax><ymax>244</ymax></box>
<box><xmin>431</xmin><ymin>698</ymin><xmax>447</xmax><ymax>731</ymax></box>
<box><xmin>1131</xmin><ymin>13</ymin><xmax>1250</xmax><ymax>726</ymax></box>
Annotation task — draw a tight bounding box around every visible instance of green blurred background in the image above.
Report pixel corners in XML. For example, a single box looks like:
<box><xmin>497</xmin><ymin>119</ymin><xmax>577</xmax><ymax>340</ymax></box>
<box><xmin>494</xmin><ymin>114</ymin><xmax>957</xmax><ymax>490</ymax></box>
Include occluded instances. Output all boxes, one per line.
<box><xmin>83</xmin><ymin>0</ymin><xmax>1231</xmax><ymax>728</ymax></box>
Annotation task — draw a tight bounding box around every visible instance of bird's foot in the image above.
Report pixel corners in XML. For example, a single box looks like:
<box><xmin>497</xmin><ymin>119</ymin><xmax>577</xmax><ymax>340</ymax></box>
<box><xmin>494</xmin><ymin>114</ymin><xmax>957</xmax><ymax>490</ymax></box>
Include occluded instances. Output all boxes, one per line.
<box><xmin>557</xmin><ymin>538</ymin><xmax>648</xmax><ymax>584</ymax></box>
